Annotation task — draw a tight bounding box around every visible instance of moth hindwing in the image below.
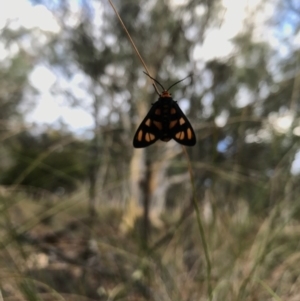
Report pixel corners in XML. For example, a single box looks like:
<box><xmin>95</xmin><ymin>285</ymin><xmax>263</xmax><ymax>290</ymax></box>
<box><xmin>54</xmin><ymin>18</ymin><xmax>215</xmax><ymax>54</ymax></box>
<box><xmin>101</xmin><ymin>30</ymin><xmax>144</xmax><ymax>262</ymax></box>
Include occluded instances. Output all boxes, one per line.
<box><xmin>133</xmin><ymin>92</ymin><xmax>196</xmax><ymax>148</ymax></box>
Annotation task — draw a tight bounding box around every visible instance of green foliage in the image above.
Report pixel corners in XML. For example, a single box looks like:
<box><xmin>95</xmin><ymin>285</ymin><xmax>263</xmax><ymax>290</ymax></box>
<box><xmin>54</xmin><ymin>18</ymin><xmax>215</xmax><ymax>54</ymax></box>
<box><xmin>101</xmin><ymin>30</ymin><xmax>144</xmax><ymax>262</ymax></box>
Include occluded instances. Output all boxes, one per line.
<box><xmin>0</xmin><ymin>49</ymin><xmax>33</xmax><ymax>120</ymax></box>
<box><xmin>1</xmin><ymin>131</ymin><xmax>87</xmax><ymax>193</ymax></box>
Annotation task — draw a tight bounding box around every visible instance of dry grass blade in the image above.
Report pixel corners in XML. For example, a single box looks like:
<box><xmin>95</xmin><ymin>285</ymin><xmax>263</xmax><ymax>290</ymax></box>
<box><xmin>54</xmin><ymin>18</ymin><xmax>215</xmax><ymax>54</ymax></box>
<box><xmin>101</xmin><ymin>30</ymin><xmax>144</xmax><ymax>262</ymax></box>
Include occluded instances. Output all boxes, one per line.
<box><xmin>107</xmin><ymin>0</ymin><xmax>160</xmax><ymax>93</ymax></box>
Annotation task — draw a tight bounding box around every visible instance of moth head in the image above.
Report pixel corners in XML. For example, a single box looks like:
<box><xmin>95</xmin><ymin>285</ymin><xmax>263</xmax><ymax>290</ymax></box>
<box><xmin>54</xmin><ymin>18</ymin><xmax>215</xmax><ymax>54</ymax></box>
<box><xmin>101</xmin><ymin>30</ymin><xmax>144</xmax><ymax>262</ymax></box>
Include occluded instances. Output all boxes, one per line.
<box><xmin>161</xmin><ymin>90</ymin><xmax>171</xmax><ymax>97</ymax></box>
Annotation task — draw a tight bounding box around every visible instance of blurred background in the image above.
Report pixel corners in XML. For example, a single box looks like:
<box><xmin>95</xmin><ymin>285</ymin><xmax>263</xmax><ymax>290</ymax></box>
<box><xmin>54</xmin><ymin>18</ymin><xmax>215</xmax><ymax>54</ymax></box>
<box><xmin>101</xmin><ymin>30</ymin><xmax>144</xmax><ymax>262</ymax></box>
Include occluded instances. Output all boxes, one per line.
<box><xmin>1</xmin><ymin>0</ymin><xmax>300</xmax><ymax>300</ymax></box>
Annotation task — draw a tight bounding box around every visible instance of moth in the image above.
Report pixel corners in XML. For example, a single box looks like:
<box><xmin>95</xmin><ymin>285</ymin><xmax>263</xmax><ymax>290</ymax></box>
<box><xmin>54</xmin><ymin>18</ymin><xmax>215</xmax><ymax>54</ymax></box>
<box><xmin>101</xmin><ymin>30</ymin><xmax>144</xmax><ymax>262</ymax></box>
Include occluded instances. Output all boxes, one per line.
<box><xmin>133</xmin><ymin>72</ymin><xmax>196</xmax><ymax>148</ymax></box>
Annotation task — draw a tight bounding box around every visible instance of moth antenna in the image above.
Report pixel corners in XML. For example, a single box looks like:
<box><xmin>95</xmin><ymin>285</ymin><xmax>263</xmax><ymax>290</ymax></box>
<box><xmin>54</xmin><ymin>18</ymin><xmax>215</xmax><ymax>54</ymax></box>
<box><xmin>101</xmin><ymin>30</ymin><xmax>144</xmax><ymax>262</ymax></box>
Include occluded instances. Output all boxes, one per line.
<box><xmin>152</xmin><ymin>84</ymin><xmax>161</xmax><ymax>96</ymax></box>
<box><xmin>166</xmin><ymin>74</ymin><xmax>193</xmax><ymax>91</ymax></box>
<box><xmin>143</xmin><ymin>71</ymin><xmax>165</xmax><ymax>91</ymax></box>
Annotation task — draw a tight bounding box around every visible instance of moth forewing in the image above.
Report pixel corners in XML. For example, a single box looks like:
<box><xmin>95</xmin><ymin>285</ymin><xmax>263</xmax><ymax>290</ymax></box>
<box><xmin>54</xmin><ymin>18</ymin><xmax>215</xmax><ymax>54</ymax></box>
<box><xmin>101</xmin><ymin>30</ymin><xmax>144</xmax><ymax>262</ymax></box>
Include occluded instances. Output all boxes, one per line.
<box><xmin>132</xmin><ymin>102</ymin><xmax>161</xmax><ymax>148</ymax></box>
<box><xmin>168</xmin><ymin>101</ymin><xmax>196</xmax><ymax>146</ymax></box>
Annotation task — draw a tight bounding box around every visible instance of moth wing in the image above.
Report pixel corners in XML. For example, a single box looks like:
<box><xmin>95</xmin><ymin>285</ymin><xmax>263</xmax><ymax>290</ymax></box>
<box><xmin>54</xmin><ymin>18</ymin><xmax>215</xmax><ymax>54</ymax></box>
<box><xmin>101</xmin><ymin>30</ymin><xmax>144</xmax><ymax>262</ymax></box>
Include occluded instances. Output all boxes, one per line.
<box><xmin>169</xmin><ymin>102</ymin><xmax>196</xmax><ymax>146</ymax></box>
<box><xmin>133</xmin><ymin>102</ymin><xmax>163</xmax><ymax>148</ymax></box>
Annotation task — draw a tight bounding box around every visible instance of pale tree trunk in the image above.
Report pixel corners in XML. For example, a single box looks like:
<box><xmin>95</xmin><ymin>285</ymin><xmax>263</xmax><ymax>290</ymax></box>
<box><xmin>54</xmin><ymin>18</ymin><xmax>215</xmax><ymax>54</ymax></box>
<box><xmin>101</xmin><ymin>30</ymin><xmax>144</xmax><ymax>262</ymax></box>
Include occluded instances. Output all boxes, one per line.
<box><xmin>121</xmin><ymin>88</ymin><xmax>148</xmax><ymax>233</ymax></box>
<box><xmin>150</xmin><ymin>143</ymin><xmax>182</xmax><ymax>213</ymax></box>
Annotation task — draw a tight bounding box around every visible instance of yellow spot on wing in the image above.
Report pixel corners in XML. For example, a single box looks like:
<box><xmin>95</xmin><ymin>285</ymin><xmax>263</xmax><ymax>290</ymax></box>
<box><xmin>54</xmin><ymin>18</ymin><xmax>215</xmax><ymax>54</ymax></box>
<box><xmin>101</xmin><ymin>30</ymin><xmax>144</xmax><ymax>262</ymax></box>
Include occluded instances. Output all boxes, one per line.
<box><xmin>171</xmin><ymin>108</ymin><xmax>176</xmax><ymax>114</ymax></box>
<box><xmin>145</xmin><ymin>119</ymin><xmax>151</xmax><ymax>126</ymax></box>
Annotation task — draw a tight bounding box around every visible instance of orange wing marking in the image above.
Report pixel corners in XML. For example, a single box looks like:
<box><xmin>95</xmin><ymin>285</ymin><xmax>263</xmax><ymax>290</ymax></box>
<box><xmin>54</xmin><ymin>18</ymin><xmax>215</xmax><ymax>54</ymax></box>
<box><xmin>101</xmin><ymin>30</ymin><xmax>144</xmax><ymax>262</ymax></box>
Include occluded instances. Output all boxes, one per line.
<box><xmin>153</xmin><ymin>121</ymin><xmax>162</xmax><ymax>129</ymax></box>
<box><xmin>137</xmin><ymin>130</ymin><xmax>143</xmax><ymax>141</ymax></box>
<box><xmin>175</xmin><ymin>131</ymin><xmax>185</xmax><ymax>140</ymax></box>
<box><xmin>187</xmin><ymin>128</ymin><xmax>193</xmax><ymax>139</ymax></box>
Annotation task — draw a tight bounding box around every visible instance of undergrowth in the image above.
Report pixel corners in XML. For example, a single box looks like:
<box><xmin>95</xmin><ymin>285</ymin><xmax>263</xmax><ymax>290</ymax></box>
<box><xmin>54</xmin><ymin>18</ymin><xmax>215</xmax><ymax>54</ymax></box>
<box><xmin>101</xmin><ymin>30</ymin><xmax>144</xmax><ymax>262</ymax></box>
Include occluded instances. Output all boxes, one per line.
<box><xmin>1</xmin><ymin>187</ymin><xmax>300</xmax><ymax>301</ymax></box>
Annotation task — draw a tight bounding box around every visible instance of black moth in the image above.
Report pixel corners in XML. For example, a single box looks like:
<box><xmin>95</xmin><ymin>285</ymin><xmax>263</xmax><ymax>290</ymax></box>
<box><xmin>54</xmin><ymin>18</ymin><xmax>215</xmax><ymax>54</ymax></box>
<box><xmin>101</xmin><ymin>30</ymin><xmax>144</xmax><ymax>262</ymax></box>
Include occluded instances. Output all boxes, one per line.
<box><xmin>133</xmin><ymin>72</ymin><xmax>196</xmax><ymax>148</ymax></box>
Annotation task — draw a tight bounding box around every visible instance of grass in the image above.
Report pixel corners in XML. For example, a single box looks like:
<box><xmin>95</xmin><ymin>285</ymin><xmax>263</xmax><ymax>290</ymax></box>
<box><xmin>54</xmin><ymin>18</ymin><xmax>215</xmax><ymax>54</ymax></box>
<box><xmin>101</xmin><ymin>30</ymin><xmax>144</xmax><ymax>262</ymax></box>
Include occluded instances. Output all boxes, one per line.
<box><xmin>1</xmin><ymin>185</ymin><xmax>300</xmax><ymax>301</ymax></box>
